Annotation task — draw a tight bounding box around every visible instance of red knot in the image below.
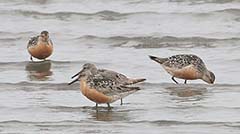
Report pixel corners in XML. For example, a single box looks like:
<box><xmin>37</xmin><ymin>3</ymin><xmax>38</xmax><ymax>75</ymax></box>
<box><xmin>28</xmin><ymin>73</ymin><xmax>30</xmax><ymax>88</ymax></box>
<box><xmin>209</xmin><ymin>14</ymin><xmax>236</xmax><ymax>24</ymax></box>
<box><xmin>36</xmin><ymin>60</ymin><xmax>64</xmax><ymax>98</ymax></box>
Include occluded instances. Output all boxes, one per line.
<box><xmin>68</xmin><ymin>63</ymin><xmax>146</xmax><ymax>109</ymax></box>
<box><xmin>149</xmin><ymin>54</ymin><xmax>215</xmax><ymax>84</ymax></box>
<box><xmin>27</xmin><ymin>31</ymin><xmax>53</xmax><ymax>61</ymax></box>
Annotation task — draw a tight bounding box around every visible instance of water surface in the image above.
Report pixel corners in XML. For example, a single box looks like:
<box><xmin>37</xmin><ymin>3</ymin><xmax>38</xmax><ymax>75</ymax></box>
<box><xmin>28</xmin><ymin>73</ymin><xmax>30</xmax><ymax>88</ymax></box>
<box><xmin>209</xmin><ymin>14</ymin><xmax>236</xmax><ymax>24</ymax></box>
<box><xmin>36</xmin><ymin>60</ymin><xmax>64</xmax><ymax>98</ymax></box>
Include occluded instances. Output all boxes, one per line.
<box><xmin>0</xmin><ymin>0</ymin><xmax>240</xmax><ymax>133</ymax></box>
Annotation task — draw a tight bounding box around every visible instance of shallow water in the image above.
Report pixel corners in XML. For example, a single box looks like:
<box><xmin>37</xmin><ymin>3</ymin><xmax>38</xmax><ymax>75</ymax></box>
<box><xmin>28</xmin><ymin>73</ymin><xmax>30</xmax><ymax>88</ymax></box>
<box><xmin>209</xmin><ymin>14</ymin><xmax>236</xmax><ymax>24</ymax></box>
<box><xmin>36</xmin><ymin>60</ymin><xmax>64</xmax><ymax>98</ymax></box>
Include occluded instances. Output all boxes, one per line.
<box><xmin>0</xmin><ymin>0</ymin><xmax>240</xmax><ymax>133</ymax></box>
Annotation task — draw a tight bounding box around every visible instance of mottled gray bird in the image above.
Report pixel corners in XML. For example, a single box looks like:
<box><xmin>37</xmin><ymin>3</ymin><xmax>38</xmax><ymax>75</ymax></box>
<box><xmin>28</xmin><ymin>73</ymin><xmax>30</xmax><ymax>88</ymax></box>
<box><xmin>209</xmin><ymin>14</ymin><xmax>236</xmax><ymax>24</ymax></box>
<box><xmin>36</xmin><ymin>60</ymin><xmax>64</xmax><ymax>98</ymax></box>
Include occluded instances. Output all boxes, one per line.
<box><xmin>68</xmin><ymin>63</ymin><xmax>146</xmax><ymax>109</ymax></box>
<box><xmin>149</xmin><ymin>54</ymin><xmax>215</xmax><ymax>84</ymax></box>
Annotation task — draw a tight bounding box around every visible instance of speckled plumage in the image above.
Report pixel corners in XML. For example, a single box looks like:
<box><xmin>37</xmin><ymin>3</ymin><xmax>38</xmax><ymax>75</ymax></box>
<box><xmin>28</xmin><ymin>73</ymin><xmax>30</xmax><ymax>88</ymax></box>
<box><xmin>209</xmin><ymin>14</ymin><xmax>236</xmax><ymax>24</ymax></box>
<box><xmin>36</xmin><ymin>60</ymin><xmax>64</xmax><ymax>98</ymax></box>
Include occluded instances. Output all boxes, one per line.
<box><xmin>27</xmin><ymin>36</ymin><xmax>53</xmax><ymax>48</ymax></box>
<box><xmin>86</xmin><ymin>73</ymin><xmax>139</xmax><ymax>96</ymax></box>
<box><xmin>163</xmin><ymin>54</ymin><xmax>207</xmax><ymax>73</ymax></box>
<box><xmin>74</xmin><ymin>63</ymin><xmax>145</xmax><ymax>85</ymax></box>
<box><xmin>149</xmin><ymin>54</ymin><xmax>215</xmax><ymax>84</ymax></box>
<box><xmin>69</xmin><ymin>63</ymin><xmax>145</xmax><ymax>108</ymax></box>
<box><xmin>27</xmin><ymin>36</ymin><xmax>39</xmax><ymax>48</ymax></box>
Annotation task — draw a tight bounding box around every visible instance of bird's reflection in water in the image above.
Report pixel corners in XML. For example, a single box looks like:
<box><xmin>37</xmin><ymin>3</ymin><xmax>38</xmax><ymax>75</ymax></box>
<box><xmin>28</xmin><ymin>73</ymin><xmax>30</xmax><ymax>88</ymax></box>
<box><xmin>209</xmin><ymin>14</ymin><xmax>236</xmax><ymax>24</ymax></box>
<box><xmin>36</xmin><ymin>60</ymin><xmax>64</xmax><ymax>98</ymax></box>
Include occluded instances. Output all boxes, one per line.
<box><xmin>164</xmin><ymin>84</ymin><xmax>208</xmax><ymax>101</ymax></box>
<box><xmin>25</xmin><ymin>60</ymin><xmax>53</xmax><ymax>81</ymax></box>
<box><xmin>89</xmin><ymin>107</ymin><xmax>130</xmax><ymax>121</ymax></box>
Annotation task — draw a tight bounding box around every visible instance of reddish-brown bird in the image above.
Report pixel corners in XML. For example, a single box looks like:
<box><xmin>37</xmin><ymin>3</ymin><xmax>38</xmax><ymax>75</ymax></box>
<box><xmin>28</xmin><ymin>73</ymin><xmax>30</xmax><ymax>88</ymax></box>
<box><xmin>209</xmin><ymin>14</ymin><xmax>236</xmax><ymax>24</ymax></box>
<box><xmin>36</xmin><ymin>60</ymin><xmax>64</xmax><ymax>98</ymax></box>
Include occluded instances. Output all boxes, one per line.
<box><xmin>68</xmin><ymin>63</ymin><xmax>146</xmax><ymax>109</ymax></box>
<box><xmin>27</xmin><ymin>31</ymin><xmax>53</xmax><ymax>61</ymax></box>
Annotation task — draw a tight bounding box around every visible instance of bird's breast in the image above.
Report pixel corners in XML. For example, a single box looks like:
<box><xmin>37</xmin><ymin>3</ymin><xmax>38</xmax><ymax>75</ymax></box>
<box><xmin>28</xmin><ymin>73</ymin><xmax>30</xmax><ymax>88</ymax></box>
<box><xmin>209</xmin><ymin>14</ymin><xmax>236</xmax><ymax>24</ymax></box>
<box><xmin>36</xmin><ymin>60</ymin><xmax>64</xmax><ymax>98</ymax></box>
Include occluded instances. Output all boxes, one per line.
<box><xmin>164</xmin><ymin>65</ymin><xmax>201</xmax><ymax>80</ymax></box>
<box><xmin>80</xmin><ymin>80</ymin><xmax>112</xmax><ymax>103</ymax></box>
<box><xmin>28</xmin><ymin>41</ymin><xmax>53</xmax><ymax>59</ymax></box>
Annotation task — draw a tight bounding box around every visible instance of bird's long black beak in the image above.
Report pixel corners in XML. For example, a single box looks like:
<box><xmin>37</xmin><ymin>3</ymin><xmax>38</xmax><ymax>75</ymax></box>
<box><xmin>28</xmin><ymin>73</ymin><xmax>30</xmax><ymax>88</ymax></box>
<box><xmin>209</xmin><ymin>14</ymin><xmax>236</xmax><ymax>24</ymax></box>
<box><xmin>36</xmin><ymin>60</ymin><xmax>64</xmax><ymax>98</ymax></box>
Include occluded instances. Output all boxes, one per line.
<box><xmin>68</xmin><ymin>77</ymin><xmax>79</xmax><ymax>85</ymax></box>
<box><xmin>68</xmin><ymin>70</ymin><xmax>84</xmax><ymax>85</ymax></box>
<box><xmin>71</xmin><ymin>71</ymin><xmax>81</xmax><ymax>79</ymax></box>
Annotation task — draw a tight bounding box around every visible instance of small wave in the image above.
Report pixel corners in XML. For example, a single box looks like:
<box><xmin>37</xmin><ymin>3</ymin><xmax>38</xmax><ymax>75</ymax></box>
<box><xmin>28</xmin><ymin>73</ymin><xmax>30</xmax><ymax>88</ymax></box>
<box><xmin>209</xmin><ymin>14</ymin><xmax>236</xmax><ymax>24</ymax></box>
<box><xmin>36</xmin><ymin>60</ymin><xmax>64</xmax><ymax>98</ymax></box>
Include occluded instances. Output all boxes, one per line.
<box><xmin>1</xmin><ymin>10</ymin><xmax>135</xmax><ymax>21</ymax></box>
<box><xmin>1</xmin><ymin>81</ymin><xmax>240</xmax><ymax>92</ymax></box>
<box><xmin>130</xmin><ymin>120</ymin><xmax>240</xmax><ymax>127</ymax></box>
<box><xmin>1</xmin><ymin>120</ymin><xmax>240</xmax><ymax>129</ymax></box>
<box><xmin>0</xmin><ymin>37</ymin><xmax>22</xmax><ymax>42</ymax></box>
<box><xmin>0</xmin><ymin>31</ymin><xmax>33</xmax><ymax>42</ymax></box>
<box><xmin>75</xmin><ymin>35</ymin><xmax>240</xmax><ymax>48</ymax></box>
<box><xmin>10</xmin><ymin>9</ymin><xmax>236</xmax><ymax>21</ymax></box>
<box><xmin>2</xmin><ymin>7</ymin><xmax>240</xmax><ymax>20</ymax></box>
<box><xmin>0</xmin><ymin>61</ymin><xmax>28</xmax><ymax>66</ymax></box>
<box><xmin>51</xmin><ymin>60</ymin><xmax>87</xmax><ymax>64</ymax></box>
<box><xmin>0</xmin><ymin>120</ymin><xmax>83</xmax><ymax>124</ymax></box>
<box><xmin>128</xmin><ymin>0</ymin><xmax>240</xmax><ymax>5</ymax></box>
<box><xmin>214</xmin><ymin>8</ymin><xmax>240</xmax><ymax>15</ymax></box>
<box><xmin>143</xmin><ymin>82</ymin><xmax>240</xmax><ymax>88</ymax></box>
<box><xmin>0</xmin><ymin>81</ymin><xmax>76</xmax><ymax>91</ymax></box>
<box><xmin>0</xmin><ymin>60</ymin><xmax>87</xmax><ymax>67</ymax></box>
<box><xmin>9</xmin><ymin>9</ymin><xmax>158</xmax><ymax>17</ymax></box>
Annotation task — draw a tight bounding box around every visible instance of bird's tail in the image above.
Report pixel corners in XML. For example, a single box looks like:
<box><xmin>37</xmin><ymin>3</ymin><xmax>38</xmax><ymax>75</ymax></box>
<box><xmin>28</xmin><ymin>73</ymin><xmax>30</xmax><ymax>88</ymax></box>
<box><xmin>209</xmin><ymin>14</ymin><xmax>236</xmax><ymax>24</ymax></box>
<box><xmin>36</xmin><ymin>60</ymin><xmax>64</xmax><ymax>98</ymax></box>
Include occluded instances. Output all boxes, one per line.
<box><xmin>149</xmin><ymin>55</ymin><xmax>167</xmax><ymax>64</ymax></box>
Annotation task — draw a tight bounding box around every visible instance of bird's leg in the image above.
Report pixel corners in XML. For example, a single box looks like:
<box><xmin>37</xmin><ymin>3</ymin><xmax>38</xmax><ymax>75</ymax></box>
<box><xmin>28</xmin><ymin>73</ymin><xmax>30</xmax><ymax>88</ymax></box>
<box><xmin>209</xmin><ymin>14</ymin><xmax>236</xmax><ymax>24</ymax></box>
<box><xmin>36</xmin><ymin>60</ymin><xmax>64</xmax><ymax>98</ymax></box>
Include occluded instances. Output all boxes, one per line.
<box><xmin>184</xmin><ymin>80</ymin><xmax>187</xmax><ymax>84</ymax></box>
<box><xmin>107</xmin><ymin>103</ymin><xmax>111</xmax><ymax>110</ymax></box>
<box><xmin>120</xmin><ymin>98</ymin><xmax>123</xmax><ymax>105</ymax></box>
<box><xmin>171</xmin><ymin>77</ymin><xmax>179</xmax><ymax>84</ymax></box>
<box><xmin>95</xmin><ymin>103</ymin><xmax>98</xmax><ymax>109</ymax></box>
<box><xmin>95</xmin><ymin>103</ymin><xmax>99</xmax><ymax>112</ymax></box>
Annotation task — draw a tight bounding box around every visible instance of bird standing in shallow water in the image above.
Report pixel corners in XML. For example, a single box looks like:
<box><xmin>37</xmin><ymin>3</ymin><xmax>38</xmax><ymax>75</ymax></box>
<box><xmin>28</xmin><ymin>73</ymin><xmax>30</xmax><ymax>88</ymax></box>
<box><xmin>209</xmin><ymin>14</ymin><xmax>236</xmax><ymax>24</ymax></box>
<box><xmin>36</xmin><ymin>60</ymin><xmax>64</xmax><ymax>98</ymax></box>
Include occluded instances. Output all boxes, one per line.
<box><xmin>149</xmin><ymin>54</ymin><xmax>215</xmax><ymax>84</ymax></box>
<box><xmin>70</xmin><ymin>64</ymin><xmax>145</xmax><ymax>105</ymax></box>
<box><xmin>68</xmin><ymin>63</ymin><xmax>146</xmax><ymax>109</ymax></box>
<box><xmin>27</xmin><ymin>31</ymin><xmax>53</xmax><ymax>61</ymax></box>
<box><xmin>97</xmin><ymin>69</ymin><xmax>145</xmax><ymax>105</ymax></box>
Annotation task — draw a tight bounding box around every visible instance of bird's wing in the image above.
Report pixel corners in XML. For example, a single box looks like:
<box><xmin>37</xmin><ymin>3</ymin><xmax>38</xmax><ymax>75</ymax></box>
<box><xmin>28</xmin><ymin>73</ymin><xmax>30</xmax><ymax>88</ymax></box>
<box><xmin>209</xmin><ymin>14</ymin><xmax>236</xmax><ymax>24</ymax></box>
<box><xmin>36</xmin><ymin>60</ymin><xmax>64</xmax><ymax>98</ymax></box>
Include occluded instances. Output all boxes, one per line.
<box><xmin>98</xmin><ymin>69</ymin><xmax>146</xmax><ymax>85</ymax></box>
<box><xmin>87</xmin><ymin>74</ymin><xmax>139</xmax><ymax>96</ymax></box>
<box><xmin>27</xmin><ymin>36</ymin><xmax>39</xmax><ymax>48</ymax></box>
<box><xmin>98</xmin><ymin>69</ymin><xmax>128</xmax><ymax>83</ymax></box>
<box><xmin>163</xmin><ymin>54</ymin><xmax>207</xmax><ymax>74</ymax></box>
<box><xmin>48</xmin><ymin>39</ymin><xmax>53</xmax><ymax>46</ymax></box>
